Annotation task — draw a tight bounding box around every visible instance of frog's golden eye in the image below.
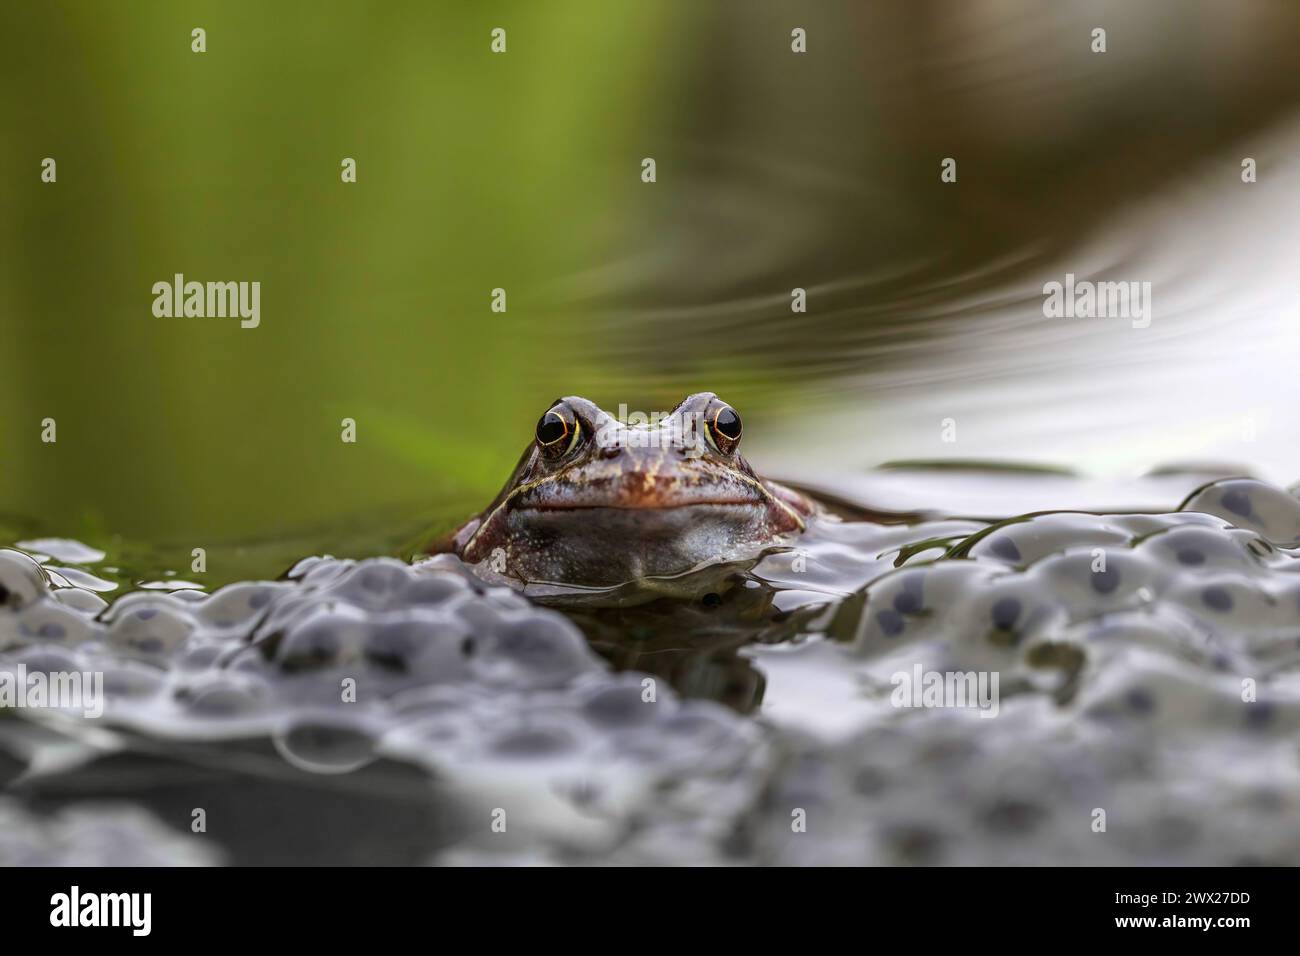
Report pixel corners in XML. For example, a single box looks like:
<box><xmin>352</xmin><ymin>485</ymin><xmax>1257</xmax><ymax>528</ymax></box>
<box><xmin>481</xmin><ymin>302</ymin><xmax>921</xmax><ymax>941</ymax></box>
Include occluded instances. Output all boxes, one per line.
<box><xmin>705</xmin><ymin>401</ymin><xmax>742</xmax><ymax>454</ymax></box>
<box><xmin>536</xmin><ymin>404</ymin><xmax>581</xmax><ymax>458</ymax></box>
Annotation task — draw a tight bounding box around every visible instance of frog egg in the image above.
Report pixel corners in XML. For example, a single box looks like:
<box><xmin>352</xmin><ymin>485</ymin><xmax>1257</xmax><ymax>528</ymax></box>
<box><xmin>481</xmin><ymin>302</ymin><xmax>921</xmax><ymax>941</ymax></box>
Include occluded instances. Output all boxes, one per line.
<box><xmin>884</xmin><ymin>562</ymin><xmax>1062</xmax><ymax>658</ymax></box>
<box><xmin>1072</xmin><ymin>608</ymin><xmax>1230</xmax><ymax>673</ymax></box>
<box><xmin>384</xmin><ymin>688</ymin><xmax>483</xmax><ymax>756</ymax></box>
<box><xmin>363</xmin><ymin>614</ymin><xmax>471</xmax><ymax>683</ymax></box>
<box><xmin>295</xmin><ymin>556</ymin><xmax>356</xmax><ymax>587</ymax></box>
<box><xmin>285</xmin><ymin>555</ymin><xmax>327</xmax><ymax>579</ymax></box>
<box><xmin>976</xmin><ymin>787</ymin><xmax>1053</xmax><ymax>839</ymax></box>
<box><xmin>51</xmin><ymin>587</ymin><xmax>109</xmax><ymax>615</ymax></box>
<box><xmin>775</xmin><ymin>749</ymin><xmax>843</xmax><ymax>814</ymax></box>
<box><xmin>195</xmin><ymin>582</ymin><xmax>289</xmax><ymax>629</ymax></box>
<box><xmin>453</xmin><ymin>598</ymin><xmax>511</xmax><ymax>636</ymax></box>
<box><xmin>387</xmin><ymin>681</ymin><xmax>474</xmax><ymax>718</ymax></box>
<box><xmin>175</xmin><ymin>673</ymin><xmax>270</xmax><ymax>718</ymax></box>
<box><xmin>633</xmin><ymin>700</ymin><xmax>753</xmax><ymax>775</ymax></box>
<box><xmin>273</xmin><ymin>607</ymin><xmax>371</xmax><ymax>674</ymax></box>
<box><xmin>947</xmin><ymin>581</ymin><xmax>1069</xmax><ymax>657</ymax></box>
<box><xmin>1026</xmin><ymin>547</ymin><xmax>1166</xmax><ymax>615</ymax></box>
<box><xmin>1281</xmin><ymin>581</ymin><xmax>1300</xmax><ymax>620</ymax></box>
<box><xmin>161</xmin><ymin>587</ymin><xmax>208</xmax><ymax>606</ymax></box>
<box><xmin>580</xmin><ymin>675</ymin><xmax>670</xmax><ymax>728</ymax></box>
<box><xmin>1183</xmin><ymin>580</ymin><xmax>1299</xmax><ymax>657</ymax></box>
<box><xmin>855</xmin><ymin>563</ymin><xmax>996</xmax><ymax>648</ymax></box>
<box><xmin>273</xmin><ymin>714</ymin><xmax>378</xmax><ymax>774</ymax></box>
<box><xmin>1161</xmin><ymin>574</ymin><xmax>1276</xmax><ymax>635</ymax></box>
<box><xmin>863</xmin><ymin>569</ymin><xmax>930</xmax><ymax>641</ymax></box>
<box><xmin>968</xmin><ymin>514</ymin><xmax>1132</xmax><ymax>567</ymax></box>
<box><xmin>13</xmin><ymin>601</ymin><xmax>100</xmax><ymax>647</ymax></box>
<box><xmin>847</xmin><ymin>726</ymin><xmax>967</xmax><ymax>794</ymax></box>
<box><xmin>48</xmin><ymin>566</ymin><xmax>117</xmax><ymax>594</ymax></box>
<box><xmin>487</xmin><ymin>719</ymin><xmax>582</xmax><ymax>760</ymax></box>
<box><xmin>398</xmin><ymin>570</ymin><xmax>473</xmax><ymax>608</ymax></box>
<box><xmin>1180</xmin><ymin>478</ymin><xmax>1300</xmax><ymax>548</ymax></box>
<box><xmin>245</xmin><ymin>590</ymin><xmax>320</xmax><ymax>647</ymax></box>
<box><xmin>104</xmin><ymin>594</ymin><xmax>197</xmax><ymax>658</ymax></box>
<box><xmin>0</xmin><ymin>549</ymin><xmax>52</xmax><ymax>611</ymax></box>
<box><xmin>1079</xmin><ymin>647</ymin><xmax>1284</xmax><ymax>736</ymax></box>
<box><xmin>9</xmin><ymin>644</ymin><xmax>79</xmax><ymax>675</ymax></box>
<box><xmin>1140</xmin><ymin>524</ymin><xmax>1268</xmax><ymax>575</ymax></box>
<box><xmin>100</xmin><ymin>662</ymin><xmax>167</xmax><ymax>702</ymax></box>
<box><xmin>1112</xmin><ymin>512</ymin><xmax>1206</xmax><ymax>538</ymax></box>
<box><xmin>326</xmin><ymin>558</ymin><xmax>417</xmax><ymax>611</ymax></box>
<box><xmin>463</xmin><ymin>612</ymin><xmax>598</xmax><ymax>689</ymax></box>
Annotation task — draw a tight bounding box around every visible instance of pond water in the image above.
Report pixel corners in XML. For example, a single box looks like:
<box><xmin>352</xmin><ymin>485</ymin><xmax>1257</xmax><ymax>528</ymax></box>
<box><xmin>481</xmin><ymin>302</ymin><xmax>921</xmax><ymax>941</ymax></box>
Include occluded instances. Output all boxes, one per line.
<box><xmin>4</xmin><ymin>1</ymin><xmax>1300</xmax><ymax>866</ymax></box>
<box><xmin>3</xmin><ymin>467</ymin><xmax>1299</xmax><ymax>865</ymax></box>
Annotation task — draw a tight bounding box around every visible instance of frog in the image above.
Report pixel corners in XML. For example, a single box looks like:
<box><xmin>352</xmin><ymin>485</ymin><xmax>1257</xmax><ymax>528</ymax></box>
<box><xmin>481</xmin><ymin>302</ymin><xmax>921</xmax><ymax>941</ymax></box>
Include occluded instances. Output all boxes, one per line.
<box><xmin>443</xmin><ymin>393</ymin><xmax>816</xmax><ymax>590</ymax></box>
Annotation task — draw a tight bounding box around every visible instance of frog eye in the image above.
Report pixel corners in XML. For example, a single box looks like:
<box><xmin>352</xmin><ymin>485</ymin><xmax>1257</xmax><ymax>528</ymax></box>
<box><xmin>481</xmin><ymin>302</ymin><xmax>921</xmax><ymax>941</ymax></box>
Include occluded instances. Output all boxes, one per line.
<box><xmin>705</xmin><ymin>401</ymin><xmax>742</xmax><ymax>454</ymax></box>
<box><xmin>536</xmin><ymin>404</ymin><xmax>581</xmax><ymax>458</ymax></box>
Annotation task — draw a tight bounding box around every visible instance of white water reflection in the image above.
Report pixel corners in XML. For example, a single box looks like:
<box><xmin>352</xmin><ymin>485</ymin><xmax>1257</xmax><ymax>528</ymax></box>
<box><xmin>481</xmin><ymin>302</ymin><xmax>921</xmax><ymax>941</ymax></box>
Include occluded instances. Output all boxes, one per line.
<box><xmin>761</xmin><ymin>117</ymin><xmax>1300</xmax><ymax>488</ymax></box>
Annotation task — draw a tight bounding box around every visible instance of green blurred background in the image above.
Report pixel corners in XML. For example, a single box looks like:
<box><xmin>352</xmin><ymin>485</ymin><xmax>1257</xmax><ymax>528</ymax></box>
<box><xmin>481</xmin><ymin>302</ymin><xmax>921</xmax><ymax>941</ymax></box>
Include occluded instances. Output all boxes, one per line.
<box><xmin>1</xmin><ymin>0</ymin><xmax>677</xmax><ymax>550</ymax></box>
<box><xmin>4</xmin><ymin>1</ymin><xmax>1300</xmax><ymax>576</ymax></box>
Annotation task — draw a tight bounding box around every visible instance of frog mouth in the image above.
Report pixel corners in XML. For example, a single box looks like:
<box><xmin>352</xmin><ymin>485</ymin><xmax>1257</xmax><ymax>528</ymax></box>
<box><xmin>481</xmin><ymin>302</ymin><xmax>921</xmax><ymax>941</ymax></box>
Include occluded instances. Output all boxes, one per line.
<box><xmin>503</xmin><ymin>466</ymin><xmax>810</xmax><ymax>530</ymax></box>
<box><xmin>460</xmin><ymin>471</ymin><xmax>807</xmax><ymax>565</ymax></box>
<box><xmin>509</xmin><ymin>475</ymin><xmax>772</xmax><ymax>512</ymax></box>
<box><xmin>517</xmin><ymin>497</ymin><xmax>765</xmax><ymax>512</ymax></box>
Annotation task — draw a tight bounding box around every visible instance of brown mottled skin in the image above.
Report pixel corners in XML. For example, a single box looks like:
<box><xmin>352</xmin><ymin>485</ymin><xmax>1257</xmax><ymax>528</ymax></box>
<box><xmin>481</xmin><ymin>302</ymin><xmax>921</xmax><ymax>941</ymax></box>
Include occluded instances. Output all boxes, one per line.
<box><xmin>444</xmin><ymin>393</ymin><xmax>815</xmax><ymax>588</ymax></box>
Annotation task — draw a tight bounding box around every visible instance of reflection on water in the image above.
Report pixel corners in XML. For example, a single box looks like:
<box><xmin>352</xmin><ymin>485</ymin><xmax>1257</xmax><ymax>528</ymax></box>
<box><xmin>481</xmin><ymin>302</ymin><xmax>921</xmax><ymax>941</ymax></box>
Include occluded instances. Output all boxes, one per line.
<box><xmin>572</xmin><ymin>111</ymin><xmax>1300</xmax><ymax>490</ymax></box>
<box><xmin>554</xmin><ymin>3</ymin><xmax>1300</xmax><ymax>488</ymax></box>
<box><xmin>760</xmin><ymin>119</ymin><xmax>1300</xmax><ymax>488</ymax></box>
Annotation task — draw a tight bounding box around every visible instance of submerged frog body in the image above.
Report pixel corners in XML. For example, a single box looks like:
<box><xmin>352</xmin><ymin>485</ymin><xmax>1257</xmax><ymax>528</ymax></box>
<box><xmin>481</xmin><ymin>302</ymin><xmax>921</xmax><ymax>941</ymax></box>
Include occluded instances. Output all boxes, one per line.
<box><xmin>447</xmin><ymin>393</ymin><xmax>815</xmax><ymax>589</ymax></box>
